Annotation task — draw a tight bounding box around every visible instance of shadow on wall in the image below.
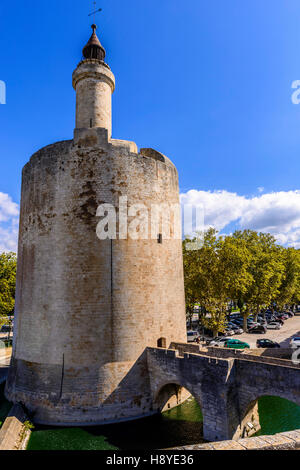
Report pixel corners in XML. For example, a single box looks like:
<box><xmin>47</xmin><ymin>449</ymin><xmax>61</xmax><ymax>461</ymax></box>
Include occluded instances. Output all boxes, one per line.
<box><xmin>279</xmin><ymin>331</ymin><xmax>300</xmax><ymax>349</ymax></box>
<box><xmin>100</xmin><ymin>349</ymin><xmax>192</xmax><ymax>420</ymax></box>
<box><xmin>154</xmin><ymin>383</ymin><xmax>192</xmax><ymax>413</ymax></box>
<box><xmin>100</xmin><ymin>350</ymin><xmax>153</xmax><ymax>421</ymax></box>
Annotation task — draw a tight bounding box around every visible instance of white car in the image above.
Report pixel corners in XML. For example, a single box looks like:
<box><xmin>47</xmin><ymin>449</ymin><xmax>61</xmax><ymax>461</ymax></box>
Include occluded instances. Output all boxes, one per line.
<box><xmin>234</xmin><ymin>328</ymin><xmax>244</xmax><ymax>335</ymax></box>
<box><xmin>290</xmin><ymin>337</ymin><xmax>300</xmax><ymax>349</ymax></box>
<box><xmin>208</xmin><ymin>337</ymin><xmax>229</xmax><ymax>347</ymax></box>
<box><xmin>266</xmin><ymin>322</ymin><xmax>281</xmax><ymax>330</ymax></box>
<box><xmin>187</xmin><ymin>331</ymin><xmax>199</xmax><ymax>343</ymax></box>
<box><xmin>247</xmin><ymin>322</ymin><xmax>260</xmax><ymax>328</ymax></box>
<box><xmin>224</xmin><ymin>328</ymin><xmax>235</xmax><ymax>336</ymax></box>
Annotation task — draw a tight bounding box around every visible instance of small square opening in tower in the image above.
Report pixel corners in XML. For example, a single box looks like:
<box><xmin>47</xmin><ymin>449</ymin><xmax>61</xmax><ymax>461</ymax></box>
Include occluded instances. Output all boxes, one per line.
<box><xmin>157</xmin><ymin>337</ymin><xmax>166</xmax><ymax>348</ymax></box>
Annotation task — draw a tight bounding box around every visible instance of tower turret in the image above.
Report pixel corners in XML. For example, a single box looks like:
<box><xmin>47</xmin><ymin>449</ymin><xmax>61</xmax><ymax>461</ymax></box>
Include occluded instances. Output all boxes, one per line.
<box><xmin>82</xmin><ymin>24</ymin><xmax>106</xmax><ymax>61</ymax></box>
<box><xmin>72</xmin><ymin>25</ymin><xmax>115</xmax><ymax>138</ymax></box>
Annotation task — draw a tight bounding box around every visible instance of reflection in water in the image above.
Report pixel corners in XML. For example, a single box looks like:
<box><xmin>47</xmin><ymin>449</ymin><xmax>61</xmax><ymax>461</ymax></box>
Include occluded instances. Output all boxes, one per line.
<box><xmin>258</xmin><ymin>396</ymin><xmax>300</xmax><ymax>436</ymax></box>
<box><xmin>27</xmin><ymin>396</ymin><xmax>300</xmax><ymax>450</ymax></box>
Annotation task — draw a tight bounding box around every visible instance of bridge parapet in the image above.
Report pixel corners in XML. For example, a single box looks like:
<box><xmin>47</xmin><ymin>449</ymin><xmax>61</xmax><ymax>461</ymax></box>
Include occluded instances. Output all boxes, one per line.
<box><xmin>170</xmin><ymin>342</ymin><xmax>300</xmax><ymax>369</ymax></box>
<box><xmin>173</xmin><ymin>429</ymin><xmax>300</xmax><ymax>450</ymax></box>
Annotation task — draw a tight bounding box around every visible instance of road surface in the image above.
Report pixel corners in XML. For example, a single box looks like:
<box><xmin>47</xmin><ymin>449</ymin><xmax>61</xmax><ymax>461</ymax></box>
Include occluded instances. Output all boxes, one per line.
<box><xmin>233</xmin><ymin>315</ymin><xmax>300</xmax><ymax>348</ymax></box>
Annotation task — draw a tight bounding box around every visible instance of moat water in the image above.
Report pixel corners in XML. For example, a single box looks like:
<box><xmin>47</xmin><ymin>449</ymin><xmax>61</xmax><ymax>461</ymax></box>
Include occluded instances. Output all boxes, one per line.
<box><xmin>27</xmin><ymin>397</ymin><xmax>300</xmax><ymax>450</ymax></box>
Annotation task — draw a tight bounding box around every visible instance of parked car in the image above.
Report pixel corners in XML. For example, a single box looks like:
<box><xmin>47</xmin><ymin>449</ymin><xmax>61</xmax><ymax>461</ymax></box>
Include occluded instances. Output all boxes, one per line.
<box><xmin>257</xmin><ymin>319</ymin><xmax>268</xmax><ymax>327</ymax></box>
<box><xmin>248</xmin><ymin>325</ymin><xmax>267</xmax><ymax>334</ymax></box>
<box><xmin>187</xmin><ymin>331</ymin><xmax>199</xmax><ymax>343</ymax></box>
<box><xmin>216</xmin><ymin>337</ymin><xmax>230</xmax><ymax>346</ymax></box>
<box><xmin>270</xmin><ymin>318</ymin><xmax>283</xmax><ymax>325</ymax></box>
<box><xmin>234</xmin><ymin>328</ymin><xmax>244</xmax><ymax>335</ymax></box>
<box><xmin>257</xmin><ymin>339</ymin><xmax>280</xmax><ymax>348</ymax></box>
<box><xmin>290</xmin><ymin>337</ymin><xmax>300</xmax><ymax>349</ymax></box>
<box><xmin>284</xmin><ymin>311</ymin><xmax>294</xmax><ymax>318</ymax></box>
<box><xmin>0</xmin><ymin>325</ymin><xmax>13</xmax><ymax>333</ymax></box>
<box><xmin>265</xmin><ymin>313</ymin><xmax>275</xmax><ymax>320</ymax></box>
<box><xmin>227</xmin><ymin>322</ymin><xmax>238</xmax><ymax>328</ymax></box>
<box><xmin>227</xmin><ymin>324</ymin><xmax>244</xmax><ymax>335</ymax></box>
<box><xmin>232</xmin><ymin>320</ymin><xmax>243</xmax><ymax>327</ymax></box>
<box><xmin>219</xmin><ymin>329</ymin><xmax>237</xmax><ymax>337</ymax></box>
<box><xmin>207</xmin><ymin>337</ymin><xmax>229</xmax><ymax>347</ymax></box>
<box><xmin>224</xmin><ymin>339</ymin><xmax>250</xmax><ymax>350</ymax></box>
<box><xmin>206</xmin><ymin>337</ymin><xmax>216</xmax><ymax>346</ymax></box>
<box><xmin>275</xmin><ymin>314</ymin><xmax>288</xmax><ymax>321</ymax></box>
<box><xmin>266</xmin><ymin>322</ymin><xmax>281</xmax><ymax>330</ymax></box>
<box><xmin>224</xmin><ymin>328</ymin><xmax>235</xmax><ymax>336</ymax></box>
<box><xmin>230</xmin><ymin>313</ymin><xmax>242</xmax><ymax>319</ymax></box>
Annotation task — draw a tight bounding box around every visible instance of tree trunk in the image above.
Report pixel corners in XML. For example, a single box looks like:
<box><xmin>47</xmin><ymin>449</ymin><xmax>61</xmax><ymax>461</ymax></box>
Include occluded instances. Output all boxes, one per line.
<box><xmin>243</xmin><ymin>314</ymin><xmax>247</xmax><ymax>333</ymax></box>
<box><xmin>187</xmin><ymin>311</ymin><xmax>193</xmax><ymax>329</ymax></box>
<box><xmin>254</xmin><ymin>305</ymin><xmax>260</xmax><ymax>323</ymax></box>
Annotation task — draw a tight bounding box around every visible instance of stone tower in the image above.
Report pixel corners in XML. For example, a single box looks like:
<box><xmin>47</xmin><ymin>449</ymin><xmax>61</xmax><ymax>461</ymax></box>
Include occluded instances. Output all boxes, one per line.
<box><xmin>5</xmin><ymin>25</ymin><xmax>186</xmax><ymax>425</ymax></box>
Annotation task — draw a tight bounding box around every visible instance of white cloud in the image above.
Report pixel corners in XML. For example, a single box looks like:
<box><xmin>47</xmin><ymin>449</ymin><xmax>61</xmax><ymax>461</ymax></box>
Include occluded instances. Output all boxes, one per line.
<box><xmin>181</xmin><ymin>190</ymin><xmax>246</xmax><ymax>232</ymax></box>
<box><xmin>180</xmin><ymin>189</ymin><xmax>300</xmax><ymax>248</ymax></box>
<box><xmin>2</xmin><ymin>187</ymin><xmax>300</xmax><ymax>253</ymax></box>
<box><xmin>0</xmin><ymin>193</ymin><xmax>19</xmax><ymax>253</ymax></box>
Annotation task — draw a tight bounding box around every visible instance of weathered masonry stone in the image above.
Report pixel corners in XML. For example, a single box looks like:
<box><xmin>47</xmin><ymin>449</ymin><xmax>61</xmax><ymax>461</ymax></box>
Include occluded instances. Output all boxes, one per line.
<box><xmin>0</xmin><ymin>404</ymin><xmax>31</xmax><ymax>451</ymax></box>
<box><xmin>147</xmin><ymin>346</ymin><xmax>300</xmax><ymax>442</ymax></box>
<box><xmin>176</xmin><ymin>429</ymin><xmax>300</xmax><ymax>450</ymax></box>
<box><xmin>5</xmin><ymin>28</ymin><xmax>186</xmax><ymax>426</ymax></box>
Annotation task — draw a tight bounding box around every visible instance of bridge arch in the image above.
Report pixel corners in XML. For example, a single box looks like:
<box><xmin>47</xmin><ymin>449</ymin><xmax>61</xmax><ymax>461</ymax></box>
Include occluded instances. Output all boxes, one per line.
<box><xmin>230</xmin><ymin>391</ymin><xmax>300</xmax><ymax>440</ymax></box>
<box><xmin>153</xmin><ymin>380</ymin><xmax>203</xmax><ymax>414</ymax></box>
<box><xmin>241</xmin><ymin>392</ymin><xmax>300</xmax><ymax>417</ymax></box>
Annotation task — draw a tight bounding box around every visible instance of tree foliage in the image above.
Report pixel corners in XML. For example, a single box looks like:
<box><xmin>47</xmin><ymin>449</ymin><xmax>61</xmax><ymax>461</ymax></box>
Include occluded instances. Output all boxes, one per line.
<box><xmin>0</xmin><ymin>252</ymin><xmax>17</xmax><ymax>322</ymax></box>
<box><xmin>183</xmin><ymin>230</ymin><xmax>300</xmax><ymax>335</ymax></box>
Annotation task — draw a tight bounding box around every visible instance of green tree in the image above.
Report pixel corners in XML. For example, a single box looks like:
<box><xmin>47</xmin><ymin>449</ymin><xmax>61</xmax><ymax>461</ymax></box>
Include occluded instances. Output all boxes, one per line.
<box><xmin>203</xmin><ymin>233</ymin><xmax>252</xmax><ymax>336</ymax></box>
<box><xmin>275</xmin><ymin>247</ymin><xmax>300</xmax><ymax>310</ymax></box>
<box><xmin>183</xmin><ymin>229</ymin><xmax>299</xmax><ymax>338</ymax></box>
<box><xmin>232</xmin><ymin>231</ymin><xmax>285</xmax><ymax>330</ymax></box>
<box><xmin>0</xmin><ymin>253</ymin><xmax>17</xmax><ymax>328</ymax></box>
<box><xmin>291</xmin><ymin>249</ymin><xmax>300</xmax><ymax>307</ymax></box>
<box><xmin>195</xmin><ymin>229</ymin><xmax>224</xmax><ymax>337</ymax></box>
<box><xmin>183</xmin><ymin>237</ymin><xmax>199</xmax><ymax>326</ymax></box>
<box><xmin>183</xmin><ymin>229</ymin><xmax>252</xmax><ymax>337</ymax></box>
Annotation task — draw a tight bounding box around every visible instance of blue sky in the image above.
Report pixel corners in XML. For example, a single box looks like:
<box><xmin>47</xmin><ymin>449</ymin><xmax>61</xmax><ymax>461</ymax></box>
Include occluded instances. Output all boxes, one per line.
<box><xmin>1</xmin><ymin>0</ymin><xmax>300</xmax><ymax>250</ymax></box>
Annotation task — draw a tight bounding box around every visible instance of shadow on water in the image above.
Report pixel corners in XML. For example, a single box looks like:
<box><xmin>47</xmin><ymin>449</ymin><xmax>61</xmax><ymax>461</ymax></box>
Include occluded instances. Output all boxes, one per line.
<box><xmin>0</xmin><ymin>382</ymin><xmax>12</xmax><ymax>428</ymax></box>
<box><xmin>26</xmin><ymin>396</ymin><xmax>300</xmax><ymax>450</ymax></box>
<box><xmin>27</xmin><ymin>398</ymin><xmax>204</xmax><ymax>450</ymax></box>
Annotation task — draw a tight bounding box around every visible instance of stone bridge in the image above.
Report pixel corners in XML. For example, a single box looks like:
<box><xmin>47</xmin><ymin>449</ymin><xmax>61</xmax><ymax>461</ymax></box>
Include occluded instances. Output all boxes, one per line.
<box><xmin>146</xmin><ymin>344</ymin><xmax>300</xmax><ymax>442</ymax></box>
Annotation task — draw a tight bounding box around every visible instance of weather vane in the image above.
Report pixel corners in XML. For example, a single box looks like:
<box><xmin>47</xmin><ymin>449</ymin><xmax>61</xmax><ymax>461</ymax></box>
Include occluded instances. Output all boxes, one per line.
<box><xmin>88</xmin><ymin>1</ymin><xmax>102</xmax><ymax>25</ymax></box>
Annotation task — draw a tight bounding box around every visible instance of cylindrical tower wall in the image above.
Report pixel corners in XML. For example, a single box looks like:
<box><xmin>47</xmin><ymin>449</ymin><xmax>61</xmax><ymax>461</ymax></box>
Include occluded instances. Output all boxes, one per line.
<box><xmin>5</xmin><ymin>136</ymin><xmax>186</xmax><ymax>425</ymax></box>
